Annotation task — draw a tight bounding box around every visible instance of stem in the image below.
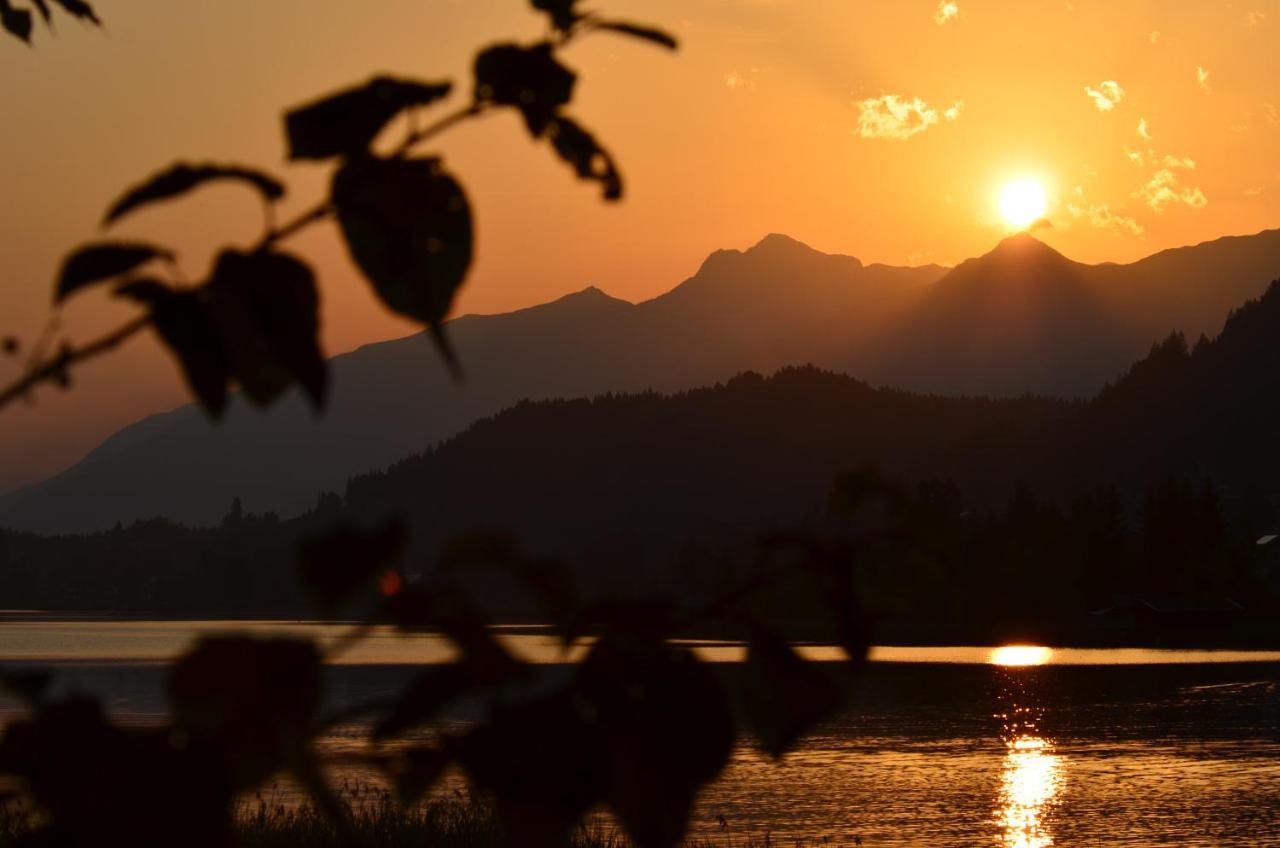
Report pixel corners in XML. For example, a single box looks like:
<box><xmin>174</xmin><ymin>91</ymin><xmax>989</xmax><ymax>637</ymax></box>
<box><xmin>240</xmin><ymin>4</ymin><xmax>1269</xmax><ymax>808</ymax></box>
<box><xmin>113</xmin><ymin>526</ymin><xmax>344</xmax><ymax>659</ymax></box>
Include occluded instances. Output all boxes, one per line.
<box><xmin>2</xmin><ymin>102</ymin><xmax>492</xmax><ymax>414</ymax></box>
<box><xmin>0</xmin><ymin>314</ymin><xmax>151</xmax><ymax>411</ymax></box>
<box><xmin>396</xmin><ymin>102</ymin><xmax>486</xmax><ymax>154</ymax></box>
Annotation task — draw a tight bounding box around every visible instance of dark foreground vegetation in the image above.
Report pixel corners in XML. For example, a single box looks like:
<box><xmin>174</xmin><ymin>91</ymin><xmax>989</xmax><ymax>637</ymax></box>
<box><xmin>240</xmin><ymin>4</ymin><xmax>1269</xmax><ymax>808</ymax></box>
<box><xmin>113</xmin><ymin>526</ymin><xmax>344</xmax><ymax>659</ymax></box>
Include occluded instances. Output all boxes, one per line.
<box><xmin>0</xmin><ymin>792</ymin><xmax>831</xmax><ymax>848</ymax></box>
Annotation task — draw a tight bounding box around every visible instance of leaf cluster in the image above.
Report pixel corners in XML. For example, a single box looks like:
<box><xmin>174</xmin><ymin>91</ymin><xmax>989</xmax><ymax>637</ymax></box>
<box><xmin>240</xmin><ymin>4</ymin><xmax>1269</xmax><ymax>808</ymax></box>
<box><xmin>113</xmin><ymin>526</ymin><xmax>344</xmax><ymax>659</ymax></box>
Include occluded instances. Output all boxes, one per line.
<box><xmin>1</xmin><ymin>0</ymin><xmax>99</xmax><ymax>45</ymax></box>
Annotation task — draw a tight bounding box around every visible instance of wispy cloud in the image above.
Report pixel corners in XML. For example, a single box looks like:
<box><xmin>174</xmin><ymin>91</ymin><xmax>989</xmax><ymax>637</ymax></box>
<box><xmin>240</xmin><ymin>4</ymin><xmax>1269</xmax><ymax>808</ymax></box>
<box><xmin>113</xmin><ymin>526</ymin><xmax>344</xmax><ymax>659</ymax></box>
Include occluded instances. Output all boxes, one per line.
<box><xmin>1149</xmin><ymin>30</ymin><xmax>1160</xmax><ymax>44</ymax></box>
<box><xmin>1084</xmin><ymin>80</ymin><xmax>1124</xmax><ymax>111</ymax></box>
<box><xmin>1134</xmin><ymin>169</ymin><xmax>1208</xmax><ymax>211</ymax></box>
<box><xmin>1196</xmin><ymin>65</ymin><xmax>1211</xmax><ymax>93</ymax></box>
<box><xmin>1137</xmin><ymin>118</ymin><xmax>1152</xmax><ymax>140</ymax></box>
<box><xmin>1246</xmin><ymin>9</ymin><xmax>1266</xmax><ymax>27</ymax></box>
<box><xmin>934</xmin><ymin>1</ymin><xmax>960</xmax><ymax>25</ymax></box>
<box><xmin>1067</xmin><ymin>185</ymin><xmax>1144</xmax><ymax>235</ymax></box>
<box><xmin>1067</xmin><ymin>201</ymin><xmax>1144</xmax><ymax>235</ymax></box>
<box><xmin>855</xmin><ymin>94</ymin><xmax>962</xmax><ymax>140</ymax></box>
<box><xmin>1243</xmin><ymin>186</ymin><xmax>1264</xmax><ymax>196</ymax></box>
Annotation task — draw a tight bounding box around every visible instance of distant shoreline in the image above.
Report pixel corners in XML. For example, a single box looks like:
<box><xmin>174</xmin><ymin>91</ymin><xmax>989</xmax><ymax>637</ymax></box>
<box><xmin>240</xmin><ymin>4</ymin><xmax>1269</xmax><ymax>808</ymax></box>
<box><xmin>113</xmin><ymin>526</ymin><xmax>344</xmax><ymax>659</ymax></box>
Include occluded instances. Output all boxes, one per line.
<box><xmin>4</xmin><ymin>610</ymin><xmax>1280</xmax><ymax>651</ymax></box>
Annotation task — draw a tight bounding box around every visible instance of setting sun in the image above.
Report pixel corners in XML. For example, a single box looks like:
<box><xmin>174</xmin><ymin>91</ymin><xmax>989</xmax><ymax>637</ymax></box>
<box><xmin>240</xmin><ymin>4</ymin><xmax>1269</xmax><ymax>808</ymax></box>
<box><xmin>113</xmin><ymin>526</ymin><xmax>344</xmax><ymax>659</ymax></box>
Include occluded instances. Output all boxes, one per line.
<box><xmin>999</xmin><ymin>179</ymin><xmax>1049</xmax><ymax>230</ymax></box>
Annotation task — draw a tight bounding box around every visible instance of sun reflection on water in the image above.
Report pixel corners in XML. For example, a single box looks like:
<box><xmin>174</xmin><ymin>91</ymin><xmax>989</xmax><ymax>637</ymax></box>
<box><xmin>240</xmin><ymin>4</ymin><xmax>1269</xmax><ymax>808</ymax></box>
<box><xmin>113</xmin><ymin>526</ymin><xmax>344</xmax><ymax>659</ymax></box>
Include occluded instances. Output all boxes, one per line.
<box><xmin>994</xmin><ymin>649</ymin><xmax>1062</xmax><ymax>848</ymax></box>
<box><xmin>990</xmin><ymin>645</ymin><xmax>1053</xmax><ymax>667</ymax></box>
<box><xmin>999</xmin><ymin>733</ymin><xmax>1062</xmax><ymax>848</ymax></box>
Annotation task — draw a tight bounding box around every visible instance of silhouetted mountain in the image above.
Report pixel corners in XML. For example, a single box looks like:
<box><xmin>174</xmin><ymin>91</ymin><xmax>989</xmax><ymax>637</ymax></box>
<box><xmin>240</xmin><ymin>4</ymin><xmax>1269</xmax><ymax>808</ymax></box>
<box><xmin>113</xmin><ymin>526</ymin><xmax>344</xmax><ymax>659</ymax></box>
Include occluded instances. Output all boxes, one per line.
<box><xmin>2</xmin><ymin>228</ymin><xmax>1277</xmax><ymax>532</ymax></box>
<box><xmin>4</xmin><ymin>278</ymin><xmax>1280</xmax><ymax>618</ymax></box>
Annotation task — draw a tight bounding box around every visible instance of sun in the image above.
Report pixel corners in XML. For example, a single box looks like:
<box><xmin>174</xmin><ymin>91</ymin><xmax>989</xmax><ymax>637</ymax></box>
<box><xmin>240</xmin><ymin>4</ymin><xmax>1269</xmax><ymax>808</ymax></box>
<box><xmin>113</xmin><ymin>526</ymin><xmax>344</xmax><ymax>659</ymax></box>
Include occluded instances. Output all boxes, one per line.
<box><xmin>998</xmin><ymin>178</ymin><xmax>1048</xmax><ymax>230</ymax></box>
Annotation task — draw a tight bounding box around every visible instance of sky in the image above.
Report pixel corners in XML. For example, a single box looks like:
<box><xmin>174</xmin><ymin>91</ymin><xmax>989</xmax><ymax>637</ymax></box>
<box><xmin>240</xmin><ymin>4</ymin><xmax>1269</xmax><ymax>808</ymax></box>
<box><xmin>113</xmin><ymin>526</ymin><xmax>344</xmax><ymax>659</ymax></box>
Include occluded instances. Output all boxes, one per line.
<box><xmin>0</xmin><ymin>0</ymin><xmax>1277</xmax><ymax>492</ymax></box>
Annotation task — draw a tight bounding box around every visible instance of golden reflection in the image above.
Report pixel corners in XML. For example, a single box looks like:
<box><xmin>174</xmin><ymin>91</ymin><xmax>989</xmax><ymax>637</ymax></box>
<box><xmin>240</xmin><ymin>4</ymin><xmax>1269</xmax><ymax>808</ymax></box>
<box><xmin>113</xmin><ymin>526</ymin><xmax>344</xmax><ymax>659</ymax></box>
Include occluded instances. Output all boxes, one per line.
<box><xmin>990</xmin><ymin>645</ymin><xmax>1053</xmax><ymax>667</ymax></box>
<box><xmin>999</xmin><ymin>733</ymin><xmax>1062</xmax><ymax>848</ymax></box>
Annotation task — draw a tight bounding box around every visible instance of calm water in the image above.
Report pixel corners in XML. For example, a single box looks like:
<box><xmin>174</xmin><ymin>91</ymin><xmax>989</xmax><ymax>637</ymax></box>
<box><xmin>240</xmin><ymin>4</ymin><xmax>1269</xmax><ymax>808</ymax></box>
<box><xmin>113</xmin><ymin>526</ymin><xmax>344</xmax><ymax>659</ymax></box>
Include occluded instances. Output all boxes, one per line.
<box><xmin>2</xmin><ymin>619</ymin><xmax>1278</xmax><ymax>847</ymax></box>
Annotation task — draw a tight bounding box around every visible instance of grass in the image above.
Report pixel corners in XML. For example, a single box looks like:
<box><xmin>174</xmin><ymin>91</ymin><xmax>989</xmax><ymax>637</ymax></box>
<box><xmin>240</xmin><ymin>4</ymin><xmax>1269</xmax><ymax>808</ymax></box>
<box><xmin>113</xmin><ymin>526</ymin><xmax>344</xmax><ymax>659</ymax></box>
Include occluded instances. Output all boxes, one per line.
<box><xmin>0</xmin><ymin>785</ymin><xmax>855</xmax><ymax>848</ymax></box>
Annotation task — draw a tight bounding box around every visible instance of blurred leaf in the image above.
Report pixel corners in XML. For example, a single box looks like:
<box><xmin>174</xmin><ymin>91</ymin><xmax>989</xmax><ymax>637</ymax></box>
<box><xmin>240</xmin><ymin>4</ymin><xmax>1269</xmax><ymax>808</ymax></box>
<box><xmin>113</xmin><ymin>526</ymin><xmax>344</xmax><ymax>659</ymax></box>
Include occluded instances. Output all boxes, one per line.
<box><xmin>0</xmin><ymin>697</ymin><xmax>231</xmax><ymax>846</ymax></box>
<box><xmin>203</xmin><ymin>249</ymin><xmax>327</xmax><ymax>409</ymax></box>
<box><xmin>103</xmin><ymin>162</ymin><xmax>285</xmax><ymax>226</ymax></box>
<box><xmin>386</xmin><ymin>586</ymin><xmax>521</xmax><ymax>676</ymax></box>
<box><xmin>55</xmin><ymin>242</ymin><xmax>172</xmax><ymax>303</ymax></box>
<box><xmin>285</xmin><ymin>76</ymin><xmax>452</xmax><ymax>161</ymax></box>
<box><xmin>168</xmin><ymin>636</ymin><xmax>321</xmax><ymax>790</ymax></box>
<box><xmin>547</xmin><ymin>116</ymin><xmax>622</xmax><ymax>201</ymax></box>
<box><xmin>591</xmin><ymin>20</ymin><xmax>677</xmax><ymax>50</ymax></box>
<box><xmin>742</xmin><ymin>625</ymin><xmax>841</xmax><ymax>758</ymax></box>
<box><xmin>298</xmin><ymin>518</ymin><xmax>406</xmax><ymax>614</ymax></box>
<box><xmin>332</xmin><ymin>155</ymin><xmax>472</xmax><ymax>367</ymax></box>
<box><xmin>50</xmin><ymin>0</ymin><xmax>98</xmax><ymax>25</ymax></box>
<box><xmin>578</xmin><ymin>636</ymin><xmax>734</xmax><ymax>848</ymax></box>
<box><xmin>455</xmin><ymin>694</ymin><xmax>606</xmax><ymax>846</ymax></box>
<box><xmin>29</xmin><ymin>0</ymin><xmax>49</xmax><ymax>25</ymax></box>
<box><xmin>392</xmin><ymin>745</ymin><xmax>451</xmax><ymax>805</ymax></box>
<box><xmin>530</xmin><ymin>0</ymin><xmax>579</xmax><ymax>31</ymax></box>
<box><xmin>117</xmin><ymin>280</ymin><xmax>232</xmax><ymax>417</ymax></box>
<box><xmin>0</xmin><ymin>1</ymin><xmax>32</xmax><ymax>43</ymax></box>
<box><xmin>473</xmin><ymin>42</ymin><xmax>575</xmax><ymax>136</ymax></box>
<box><xmin>0</xmin><ymin>667</ymin><xmax>50</xmax><ymax>705</ymax></box>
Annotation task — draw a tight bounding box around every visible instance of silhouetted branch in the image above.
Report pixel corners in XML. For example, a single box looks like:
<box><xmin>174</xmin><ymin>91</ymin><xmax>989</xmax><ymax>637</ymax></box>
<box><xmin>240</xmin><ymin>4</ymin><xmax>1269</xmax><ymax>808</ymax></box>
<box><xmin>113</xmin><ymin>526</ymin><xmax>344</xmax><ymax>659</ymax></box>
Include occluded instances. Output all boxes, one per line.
<box><xmin>0</xmin><ymin>313</ymin><xmax>150</xmax><ymax>410</ymax></box>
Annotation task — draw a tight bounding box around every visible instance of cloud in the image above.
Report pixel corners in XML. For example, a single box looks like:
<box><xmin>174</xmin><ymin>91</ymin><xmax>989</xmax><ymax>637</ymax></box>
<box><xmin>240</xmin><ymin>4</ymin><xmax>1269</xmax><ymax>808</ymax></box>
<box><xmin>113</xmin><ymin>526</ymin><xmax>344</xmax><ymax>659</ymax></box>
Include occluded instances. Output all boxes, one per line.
<box><xmin>1137</xmin><ymin>118</ymin><xmax>1152</xmax><ymax>140</ymax></box>
<box><xmin>1246</xmin><ymin>9</ymin><xmax>1266</xmax><ymax>27</ymax></box>
<box><xmin>855</xmin><ymin>94</ymin><xmax>962</xmax><ymax>140</ymax></box>
<box><xmin>934</xmin><ymin>1</ymin><xmax>960</xmax><ymax>25</ymax></box>
<box><xmin>1196</xmin><ymin>65</ymin><xmax>1211</xmax><ymax>93</ymax></box>
<box><xmin>1067</xmin><ymin>201</ymin><xmax>1144</xmax><ymax>236</ymax></box>
<box><xmin>1149</xmin><ymin>30</ymin><xmax>1160</xmax><ymax>44</ymax></box>
<box><xmin>1161</xmin><ymin>155</ymin><xmax>1195</xmax><ymax>169</ymax></box>
<box><xmin>1134</xmin><ymin>169</ymin><xmax>1208</xmax><ymax>211</ymax></box>
<box><xmin>1084</xmin><ymin>80</ymin><xmax>1124</xmax><ymax>111</ymax></box>
<box><xmin>1243</xmin><ymin>186</ymin><xmax>1264</xmax><ymax>196</ymax></box>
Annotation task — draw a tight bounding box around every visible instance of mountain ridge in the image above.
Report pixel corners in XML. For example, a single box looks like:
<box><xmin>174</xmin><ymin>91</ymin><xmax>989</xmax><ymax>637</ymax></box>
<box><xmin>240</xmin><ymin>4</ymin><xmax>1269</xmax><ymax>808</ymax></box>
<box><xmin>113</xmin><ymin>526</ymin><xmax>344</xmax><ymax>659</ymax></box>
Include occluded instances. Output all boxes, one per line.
<box><xmin>2</xmin><ymin>227</ymin><xmax>1277</xmax><ymax>533</ymax></box>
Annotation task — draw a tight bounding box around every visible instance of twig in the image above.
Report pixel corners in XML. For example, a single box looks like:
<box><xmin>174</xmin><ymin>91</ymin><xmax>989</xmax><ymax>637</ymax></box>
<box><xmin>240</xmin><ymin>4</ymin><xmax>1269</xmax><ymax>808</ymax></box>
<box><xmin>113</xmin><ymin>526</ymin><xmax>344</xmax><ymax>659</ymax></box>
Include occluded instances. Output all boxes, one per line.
<box><xmin>0</xmin><ymin>314</ymin><xmax>150</xmax><ymax>411</ymax></box>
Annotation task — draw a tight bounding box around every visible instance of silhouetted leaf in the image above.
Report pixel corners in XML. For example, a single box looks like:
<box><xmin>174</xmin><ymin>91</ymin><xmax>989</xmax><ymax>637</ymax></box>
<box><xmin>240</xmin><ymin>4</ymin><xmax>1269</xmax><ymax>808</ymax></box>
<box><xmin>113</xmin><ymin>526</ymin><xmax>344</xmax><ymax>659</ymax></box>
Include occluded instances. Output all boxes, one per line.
<box><xmin>203</xmin><ymin>249</ymin><xmax>327</xmax><ymax>409</ymax></box>
<box><xmin>591</xmin><ymin>20</ymin><xmax>678</xmax><ymax>50</ymax></box>
<box><xmin>298</xmin><ymin>518</ymin><xmax>406</xmax><ymax>613</ymax></box>
<box><xmin>169</xmin><ymin>636</ymin><xmax>322</xmax><ymax>790</ymax></box>
<box><xmin>0</xmin><ymin>668</ymin><xmax>50</xmax><ymax>705</ymax></box>
<box><xmin>29</xmin><ymin>0</ymin><xmax>50</xmax><ymax>25</ymax></box>
<box><xmin>742</xmin><ymin>625</ymin><xmax>841</xmax><ymax>758</ymax></box>
<box><xmin>547</xmin><ymin>116</ymin><xmax>622</xmax><ymax>200</ymax></box>
<box><xmin>285</xmin><ymin>76</ymin><xmax>452</xmax><ymax>161</ymax></box>
<box><xmin>0</xmin><ymin>1</ymin><xmax>32</xmax><ymax>43</ymax></box>
<box><xmin>50</xmin><ymin>0</ymin><xmax>98</xmax><ymax>25</ymax></box>
<box><xmin>1</xmin><ymin>336</ymin><xmax>17</xmax><ymax>355</ymax></box>
<box><xmin>117</xmin><ymin>280</ymin><xmax>232</xmax><ymax>416</ymax></box>
<box><xmin>103</xmin><ymin>162</ymin><xmax>285</xmax><ymax>226</ymax></box>
<box><xmin>473</xmin><ymin>42</ymin><xmax>575</xmax><ymax>136</ymax></box>
<box><xmin>578</xmin><ymin>636</ymin><xmax>734</xmax><ymax>848</ymax></box>
<box><xmin>332</xmin><ymin>155</ymin><xmax>472</xmax><ymax>366</ymax></box>
<box><xmin>0</xmin><ymin>697</ymin><xmax>232</xmax><ymax>846</ymax></box>
<box><xmin>530</xmin><ymin>0</ymin><xmax>579</xmax><ymax>31</ymax></box>
<box><xmin>392</xmin><ymin>746</ymin><xmax>451</xmax><ymax>805</ymax></box>
<box><xmin>55</xmin><ymin>242</ymin><xmax>172</xmax><ymax>302</ymax></box>
<box><xmin>455</xmin><ymin>694</ymin><xmax>607</xmax><ymax>846</ymax></box>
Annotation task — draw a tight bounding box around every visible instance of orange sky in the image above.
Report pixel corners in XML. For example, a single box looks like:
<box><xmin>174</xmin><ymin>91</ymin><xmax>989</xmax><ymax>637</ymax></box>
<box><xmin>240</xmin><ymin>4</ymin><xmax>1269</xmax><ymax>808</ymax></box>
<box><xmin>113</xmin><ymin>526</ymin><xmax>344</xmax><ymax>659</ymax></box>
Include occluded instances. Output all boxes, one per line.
<box><xmin>1</xmin><ymin>0</ymin><xmax>1277</xmax><ymax>492</ymax></box>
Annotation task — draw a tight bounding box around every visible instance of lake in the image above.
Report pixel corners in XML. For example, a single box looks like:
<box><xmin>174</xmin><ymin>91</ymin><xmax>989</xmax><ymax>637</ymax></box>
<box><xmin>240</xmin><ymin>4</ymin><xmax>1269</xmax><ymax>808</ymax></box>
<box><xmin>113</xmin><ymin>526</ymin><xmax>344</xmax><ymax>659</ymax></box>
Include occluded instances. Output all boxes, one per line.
<box><xmin>2</xmin><ymin>619</ymin><xmax>1278</xmax><ymax>846</ymax></box>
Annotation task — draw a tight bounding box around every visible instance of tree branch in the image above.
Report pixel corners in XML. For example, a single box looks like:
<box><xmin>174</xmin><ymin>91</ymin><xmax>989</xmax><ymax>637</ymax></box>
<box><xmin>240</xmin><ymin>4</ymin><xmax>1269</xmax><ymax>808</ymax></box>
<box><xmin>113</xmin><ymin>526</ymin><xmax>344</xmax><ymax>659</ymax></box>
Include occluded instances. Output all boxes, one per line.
<box><xmin>0</xmin><ymin>314</ymin><xmax>151</xmax><ymax>411</ymax></box>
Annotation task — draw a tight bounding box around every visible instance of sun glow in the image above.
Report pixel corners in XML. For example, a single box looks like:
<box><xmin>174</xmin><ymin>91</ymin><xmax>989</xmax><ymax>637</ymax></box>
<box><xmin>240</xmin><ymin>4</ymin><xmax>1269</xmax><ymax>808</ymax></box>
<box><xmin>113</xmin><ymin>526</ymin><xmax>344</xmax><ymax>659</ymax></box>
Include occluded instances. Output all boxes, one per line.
<box><xmin>991</xmin><ymin>645</ymin><xmax>1053</xmax><ymax>667</ymax></box>
<box><xmin>998</xmin><ymin>178</ymin><xmax>1049</xmax><ymax>230</ymax></box>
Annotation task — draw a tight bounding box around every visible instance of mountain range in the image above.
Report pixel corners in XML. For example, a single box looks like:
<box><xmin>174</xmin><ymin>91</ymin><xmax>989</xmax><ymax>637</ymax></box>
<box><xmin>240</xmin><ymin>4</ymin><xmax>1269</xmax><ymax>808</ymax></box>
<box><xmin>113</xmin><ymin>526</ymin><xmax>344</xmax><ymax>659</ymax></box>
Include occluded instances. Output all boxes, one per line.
<box><xmin>2</xmin><ymin>228</ymin><xmax>1278</xmax><ymax>534</ymax></box>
